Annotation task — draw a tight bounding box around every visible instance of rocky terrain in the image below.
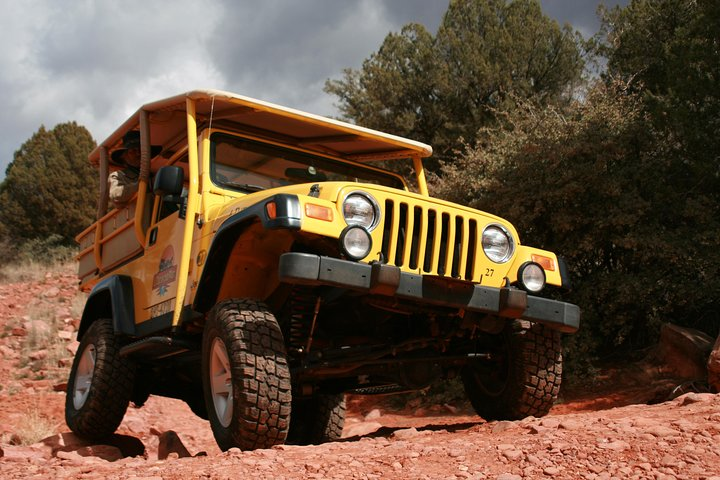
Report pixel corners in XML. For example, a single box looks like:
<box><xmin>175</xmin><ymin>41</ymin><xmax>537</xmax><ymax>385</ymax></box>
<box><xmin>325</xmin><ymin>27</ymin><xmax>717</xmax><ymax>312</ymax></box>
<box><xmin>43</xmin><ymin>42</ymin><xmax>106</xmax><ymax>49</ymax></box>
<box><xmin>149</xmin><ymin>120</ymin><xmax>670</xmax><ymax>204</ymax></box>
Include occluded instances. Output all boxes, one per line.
<box><xmin>1</xmin><ymin>264</ymin><xmax>719</xmax><ymax>479</ymax></box>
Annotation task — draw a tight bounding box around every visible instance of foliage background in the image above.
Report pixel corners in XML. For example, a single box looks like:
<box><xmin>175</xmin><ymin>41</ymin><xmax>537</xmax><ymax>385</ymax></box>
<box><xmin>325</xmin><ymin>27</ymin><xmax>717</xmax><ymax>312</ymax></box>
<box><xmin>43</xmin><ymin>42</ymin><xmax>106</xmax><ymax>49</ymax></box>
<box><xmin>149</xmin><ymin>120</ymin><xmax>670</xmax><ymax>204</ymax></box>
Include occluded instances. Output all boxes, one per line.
<box><xmin>0</xmin><ymin>122</ymin><xmax>97</xmax><ymax>256</ymax></box>
<box><xmin>325</xmin><ymin>0</ymin><xmax>586</xmax><ymax>170</ymax></box>
<box><xmin>327</xmin><ymin>0</ymin><xmax>720</xmax><ymax>375</ymax></box>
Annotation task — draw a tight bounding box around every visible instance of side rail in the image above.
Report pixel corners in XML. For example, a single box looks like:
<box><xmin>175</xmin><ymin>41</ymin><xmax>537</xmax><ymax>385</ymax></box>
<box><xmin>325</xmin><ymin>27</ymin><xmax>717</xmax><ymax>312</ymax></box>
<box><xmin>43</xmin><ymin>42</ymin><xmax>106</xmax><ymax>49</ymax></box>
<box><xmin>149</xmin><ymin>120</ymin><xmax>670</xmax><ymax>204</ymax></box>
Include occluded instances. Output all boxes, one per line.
<box><xmin>76</xmin><ymin>202</ymin><xmax>144</xmax><ymax>287</ymax></box>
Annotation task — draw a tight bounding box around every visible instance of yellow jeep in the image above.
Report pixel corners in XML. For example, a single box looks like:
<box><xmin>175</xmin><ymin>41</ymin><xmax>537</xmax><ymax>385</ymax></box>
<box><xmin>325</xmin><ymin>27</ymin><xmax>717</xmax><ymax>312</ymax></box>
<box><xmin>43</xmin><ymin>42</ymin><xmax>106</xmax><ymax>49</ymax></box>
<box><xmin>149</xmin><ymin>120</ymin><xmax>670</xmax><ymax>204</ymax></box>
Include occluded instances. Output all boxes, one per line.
<box><xmin>66</xmin><ymin>90</ymin><xmax>579</xmax><ymax>450</ymax></box>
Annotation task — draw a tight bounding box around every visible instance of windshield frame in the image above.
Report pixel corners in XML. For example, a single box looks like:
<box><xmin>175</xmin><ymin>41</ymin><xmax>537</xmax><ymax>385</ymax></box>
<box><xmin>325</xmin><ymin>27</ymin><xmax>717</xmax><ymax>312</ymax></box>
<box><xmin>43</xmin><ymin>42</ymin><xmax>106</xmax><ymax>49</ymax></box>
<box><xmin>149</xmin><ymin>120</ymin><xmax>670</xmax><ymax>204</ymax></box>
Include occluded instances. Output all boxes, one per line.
<box><xmin>208</xmin><ymin>131</ymin><xmax>408</xmax><ymax>194</ymax></box>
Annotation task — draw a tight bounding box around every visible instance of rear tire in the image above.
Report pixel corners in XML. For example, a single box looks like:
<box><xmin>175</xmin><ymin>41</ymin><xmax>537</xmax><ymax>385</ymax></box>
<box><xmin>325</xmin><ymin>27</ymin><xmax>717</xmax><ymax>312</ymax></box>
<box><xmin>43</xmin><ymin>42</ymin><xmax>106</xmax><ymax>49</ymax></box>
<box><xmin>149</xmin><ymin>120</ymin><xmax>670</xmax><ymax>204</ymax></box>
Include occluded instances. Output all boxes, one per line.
<box><xmin>287</xmin><ymin>394</ymin><xmax>346</xmax><ymax>445</ymax></box>
<box><xmin>65</xmin><ymin>318</ymin><xmax>135</xmax><ymax>440</ymax></box>
<box><xmin>462</xmin><ymin>320</ymin><xmax>562</xmax><ymax>420</ymax></box>
<box><xmin>202</xmin><ymin>299</ymin><xmax>292</xmax><ymax>451</ymax></box>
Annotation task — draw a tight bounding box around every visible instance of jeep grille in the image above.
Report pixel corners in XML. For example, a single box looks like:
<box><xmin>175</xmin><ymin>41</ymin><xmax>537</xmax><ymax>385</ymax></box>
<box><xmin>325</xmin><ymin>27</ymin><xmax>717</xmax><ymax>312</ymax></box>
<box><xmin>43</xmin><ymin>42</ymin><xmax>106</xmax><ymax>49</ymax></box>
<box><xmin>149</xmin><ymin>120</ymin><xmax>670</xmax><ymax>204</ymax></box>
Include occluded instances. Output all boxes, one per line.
<box><xmin>380</xmin><ymin>199</ymin><xmax>480</xmax><ymax>281</ymax></box>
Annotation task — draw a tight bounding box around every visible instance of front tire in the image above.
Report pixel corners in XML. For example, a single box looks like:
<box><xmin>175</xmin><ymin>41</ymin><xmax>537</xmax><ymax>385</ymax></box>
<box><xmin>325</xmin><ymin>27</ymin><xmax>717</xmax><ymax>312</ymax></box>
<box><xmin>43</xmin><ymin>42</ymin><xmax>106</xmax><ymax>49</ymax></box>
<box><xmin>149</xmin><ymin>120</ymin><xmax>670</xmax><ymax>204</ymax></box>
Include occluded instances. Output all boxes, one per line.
<box><xmin>202</xmin><ymin>299</ymin><xmax>292</xmax><ymax>451</ymax></box>
<box><xmin>287</xmin><ymin>394</ymin><xmax>346</xmax><ymax>445</ymax></box>
<box><xmin>462</xmin><ymin>320</ymin><xmax>562</xmax><ymax>420</ymax></box>
<box><xmin>65</xmin><ymin>318</ymin><xmax>135</xmax><ymax>440</ymax></box>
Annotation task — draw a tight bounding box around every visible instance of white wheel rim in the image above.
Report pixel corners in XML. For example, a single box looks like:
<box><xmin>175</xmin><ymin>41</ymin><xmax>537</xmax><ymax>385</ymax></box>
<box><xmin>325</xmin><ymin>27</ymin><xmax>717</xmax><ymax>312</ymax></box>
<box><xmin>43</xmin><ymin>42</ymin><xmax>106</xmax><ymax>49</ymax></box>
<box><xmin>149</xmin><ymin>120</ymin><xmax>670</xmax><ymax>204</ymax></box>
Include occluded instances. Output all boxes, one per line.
<box><xmin>210</xmin><ymin>338</ymin><xmax>233</xmax><ymax>427</ymax></box>
<box><xmin>73</xmin><ymin>344</ymin><xmax>96</xmax><ymax>410</ymax></box>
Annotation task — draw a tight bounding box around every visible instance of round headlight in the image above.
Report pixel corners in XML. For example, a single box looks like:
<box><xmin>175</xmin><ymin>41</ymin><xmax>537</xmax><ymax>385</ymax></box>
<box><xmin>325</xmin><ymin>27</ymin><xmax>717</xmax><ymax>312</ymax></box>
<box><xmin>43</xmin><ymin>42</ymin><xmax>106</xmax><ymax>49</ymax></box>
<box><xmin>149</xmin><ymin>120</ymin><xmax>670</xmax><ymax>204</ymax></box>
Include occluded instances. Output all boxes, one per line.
<box><xmin>518</xmin><ymin>262</ymin><xmax>546</xmax><ymax>293</ymax></box>
<box><xmin>482</xmin><ymin>224</ymin><xmax>515</xmax><ymax>263</ymax></box>
<box><xmin>343</xmin><ymin>192</ymin><xmax>380</xmax><ymax>231</ymax></box>
<box><xmin>340</xmin><ymin>225</ymin><xmax>372</xmax><ymax>260</ymax></box>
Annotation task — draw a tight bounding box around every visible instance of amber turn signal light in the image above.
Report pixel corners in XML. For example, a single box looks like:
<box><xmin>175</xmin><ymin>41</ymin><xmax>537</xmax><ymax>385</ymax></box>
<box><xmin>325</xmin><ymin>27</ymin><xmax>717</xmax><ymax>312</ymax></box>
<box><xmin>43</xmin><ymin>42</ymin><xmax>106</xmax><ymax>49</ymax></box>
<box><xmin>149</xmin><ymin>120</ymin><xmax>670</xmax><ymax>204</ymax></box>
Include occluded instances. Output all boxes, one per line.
<box><xmin>531</xmin><ymin>254</ymin><xmax>556</xmax><ymax>271</ymax></box>
<box><xmin>305</xmin><ymin>204</ymin><xmax>333</xmax><ymax>221</ymax></box>
<box><xmin>265</xmin><ymin>201</ymin><xmax>277</xmax><ymax>219</ymax></box>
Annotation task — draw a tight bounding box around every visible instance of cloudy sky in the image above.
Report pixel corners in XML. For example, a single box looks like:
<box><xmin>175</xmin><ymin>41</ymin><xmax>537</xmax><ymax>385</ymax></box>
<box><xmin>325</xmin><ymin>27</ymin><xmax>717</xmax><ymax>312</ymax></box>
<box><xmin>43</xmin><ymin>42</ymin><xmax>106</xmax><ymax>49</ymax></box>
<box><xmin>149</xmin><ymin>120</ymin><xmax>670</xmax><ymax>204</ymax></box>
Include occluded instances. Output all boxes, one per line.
<box><xmin>0</xmin><ymin>0</ymin><xmax>626</xmax><ymax>180</ymax></box>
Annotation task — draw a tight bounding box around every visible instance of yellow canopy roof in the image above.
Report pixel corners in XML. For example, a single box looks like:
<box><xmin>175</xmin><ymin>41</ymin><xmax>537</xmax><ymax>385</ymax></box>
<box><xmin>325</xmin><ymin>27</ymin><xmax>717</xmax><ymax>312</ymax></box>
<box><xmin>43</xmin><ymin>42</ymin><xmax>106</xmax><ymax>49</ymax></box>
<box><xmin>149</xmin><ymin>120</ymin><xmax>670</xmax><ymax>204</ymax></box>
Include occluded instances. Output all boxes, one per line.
<box><xmin>90</xmin><ymin>89</ymin><xmax>432</xmax><ymax>165</ymax></box>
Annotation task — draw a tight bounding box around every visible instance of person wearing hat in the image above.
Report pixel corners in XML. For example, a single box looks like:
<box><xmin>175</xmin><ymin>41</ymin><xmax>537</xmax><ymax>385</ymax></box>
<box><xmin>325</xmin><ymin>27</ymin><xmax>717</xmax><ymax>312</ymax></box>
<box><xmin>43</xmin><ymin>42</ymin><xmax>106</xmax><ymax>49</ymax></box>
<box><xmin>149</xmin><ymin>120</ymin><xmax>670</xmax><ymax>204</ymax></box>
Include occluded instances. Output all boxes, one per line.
<box><xmin>108</xmin><ymin>131</ymin><xmax>161</xmax><ymax>208</ymax></box>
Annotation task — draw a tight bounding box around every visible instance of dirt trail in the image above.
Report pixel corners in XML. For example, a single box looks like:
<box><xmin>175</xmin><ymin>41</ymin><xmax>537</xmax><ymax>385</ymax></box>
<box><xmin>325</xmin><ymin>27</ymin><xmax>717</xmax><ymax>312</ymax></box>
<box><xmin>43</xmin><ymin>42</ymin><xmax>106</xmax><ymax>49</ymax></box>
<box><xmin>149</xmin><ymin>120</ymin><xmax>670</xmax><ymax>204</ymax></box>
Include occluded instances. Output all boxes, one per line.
<box><xmin>1</xmin><ymin>268</ymin><xmax>719</xmax><ymax>479</ymax></box>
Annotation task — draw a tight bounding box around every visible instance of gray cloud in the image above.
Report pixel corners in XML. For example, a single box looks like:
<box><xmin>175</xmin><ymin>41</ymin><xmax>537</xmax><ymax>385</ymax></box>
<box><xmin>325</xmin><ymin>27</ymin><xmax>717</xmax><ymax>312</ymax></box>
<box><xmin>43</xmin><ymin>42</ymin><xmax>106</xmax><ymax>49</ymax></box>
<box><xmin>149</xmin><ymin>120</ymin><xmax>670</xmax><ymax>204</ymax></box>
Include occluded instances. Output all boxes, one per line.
<box><xmin>0</xmin><ymin>0</ymin><xmax>625</xmax><ymax>180</ymax></box>
<box><xmin>540</xmin><ymin>0</ymin><xmax>628</xmax><ymax>38</ymax></box>
<box><xmin>381</xmin><ymin>0</ymin><xmax>448</xmax><ymax>32</ymax></box>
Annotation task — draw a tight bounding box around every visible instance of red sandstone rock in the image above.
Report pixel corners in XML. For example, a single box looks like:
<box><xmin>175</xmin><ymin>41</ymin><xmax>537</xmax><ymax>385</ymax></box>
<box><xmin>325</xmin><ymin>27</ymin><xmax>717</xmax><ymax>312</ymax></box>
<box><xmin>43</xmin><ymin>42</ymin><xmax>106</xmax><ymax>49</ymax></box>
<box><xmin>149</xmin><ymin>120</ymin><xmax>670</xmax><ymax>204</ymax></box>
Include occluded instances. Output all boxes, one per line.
<box><xmin>76</xmin><ymin>445</ymin><xmax>123</xmax><ymax>462</ymax></box>
<box><xmin>157</xmin><ymin>431</ymin><xmax>191</xmax><ymax>460</ymax></box>
<box><xmin>657</xmin><ymin>323</ymin><xmax>713</xmax><ymax>379</ymax></box>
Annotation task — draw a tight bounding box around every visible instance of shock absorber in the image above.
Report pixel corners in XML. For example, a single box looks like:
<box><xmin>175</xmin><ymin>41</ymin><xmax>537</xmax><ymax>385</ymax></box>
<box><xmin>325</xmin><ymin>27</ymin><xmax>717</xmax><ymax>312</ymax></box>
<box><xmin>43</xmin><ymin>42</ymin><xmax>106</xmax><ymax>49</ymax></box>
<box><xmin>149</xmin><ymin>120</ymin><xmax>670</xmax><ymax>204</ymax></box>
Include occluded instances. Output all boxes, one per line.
<box><xmin>288</xmin><ymin>286</ymin><xmax>317</xmax><ymax>355</ymax></box>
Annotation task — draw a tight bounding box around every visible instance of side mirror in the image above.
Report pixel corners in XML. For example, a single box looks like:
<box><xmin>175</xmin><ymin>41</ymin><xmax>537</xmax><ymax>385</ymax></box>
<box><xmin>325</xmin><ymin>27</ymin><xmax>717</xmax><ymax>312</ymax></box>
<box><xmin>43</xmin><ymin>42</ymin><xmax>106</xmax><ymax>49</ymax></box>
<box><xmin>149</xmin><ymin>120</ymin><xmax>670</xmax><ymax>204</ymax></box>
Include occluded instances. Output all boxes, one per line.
<box><xmin>154</xmin><ymin>166</ymin><xmax>184</xmax><ymax>196</ymax></box>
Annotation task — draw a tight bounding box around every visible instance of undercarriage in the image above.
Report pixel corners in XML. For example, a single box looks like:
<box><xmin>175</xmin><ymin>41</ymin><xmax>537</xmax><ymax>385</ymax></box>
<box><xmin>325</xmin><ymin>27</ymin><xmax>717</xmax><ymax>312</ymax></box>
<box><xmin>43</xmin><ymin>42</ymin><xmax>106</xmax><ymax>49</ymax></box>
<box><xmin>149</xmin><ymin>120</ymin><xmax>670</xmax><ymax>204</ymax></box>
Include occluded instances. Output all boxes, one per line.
<box><xmin>277</xmin><ymin>285</ymin><xmax>503</xmax><ymax>397</ymax></box>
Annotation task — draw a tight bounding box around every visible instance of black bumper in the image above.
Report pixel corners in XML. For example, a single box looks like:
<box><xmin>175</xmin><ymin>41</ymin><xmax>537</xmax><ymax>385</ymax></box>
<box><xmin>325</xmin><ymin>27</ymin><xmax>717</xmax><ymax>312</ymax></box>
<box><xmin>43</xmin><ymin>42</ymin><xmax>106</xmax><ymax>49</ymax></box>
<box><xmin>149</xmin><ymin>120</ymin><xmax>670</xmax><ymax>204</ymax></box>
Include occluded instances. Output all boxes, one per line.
<box><xmin>278</xmin><ymin>253</ymin><xmax>580</xmax><ymax>334</ymax></box>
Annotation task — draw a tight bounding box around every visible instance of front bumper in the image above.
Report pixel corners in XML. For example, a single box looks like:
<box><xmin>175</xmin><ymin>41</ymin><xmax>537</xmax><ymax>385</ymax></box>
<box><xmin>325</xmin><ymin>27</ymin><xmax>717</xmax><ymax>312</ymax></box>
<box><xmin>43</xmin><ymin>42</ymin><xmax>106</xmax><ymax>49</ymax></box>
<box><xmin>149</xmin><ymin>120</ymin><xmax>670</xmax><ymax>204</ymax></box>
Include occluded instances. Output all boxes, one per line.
<box><xmin>278</xmin><ymin>253</ymin><xmax>580</xmax><ymax>333</ymax></box>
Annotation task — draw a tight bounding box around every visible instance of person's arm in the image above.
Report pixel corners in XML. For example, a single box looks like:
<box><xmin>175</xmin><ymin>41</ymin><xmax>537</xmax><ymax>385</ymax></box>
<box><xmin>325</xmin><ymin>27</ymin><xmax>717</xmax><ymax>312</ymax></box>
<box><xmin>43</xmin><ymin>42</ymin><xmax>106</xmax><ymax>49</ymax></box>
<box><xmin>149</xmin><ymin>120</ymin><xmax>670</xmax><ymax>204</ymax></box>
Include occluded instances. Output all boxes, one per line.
<box><xmin>108</xmin><ymin>170</ymin><xmax>139</xmax><ymax>207</ymax></box>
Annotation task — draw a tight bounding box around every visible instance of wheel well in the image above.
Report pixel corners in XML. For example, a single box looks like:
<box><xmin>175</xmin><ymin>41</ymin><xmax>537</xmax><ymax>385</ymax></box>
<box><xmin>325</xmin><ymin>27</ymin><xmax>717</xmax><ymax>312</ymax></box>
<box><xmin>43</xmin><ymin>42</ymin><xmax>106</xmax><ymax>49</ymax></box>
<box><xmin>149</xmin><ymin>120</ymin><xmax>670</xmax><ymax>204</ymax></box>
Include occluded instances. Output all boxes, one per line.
<box><xmin>78</xmin><ymin>275</ymin><xmax>136</xmax><ymax>340</ymax></box>
<box><xmin>193</xmin><ymin>217</ymin><xmax>257</xmax><ymax>313</ymax></box>
<box><xmin>78</xmin><ymin>290</ymin><xmax>112</xmax><ymax>340</ymax></box>
<box><xmin>195</xmin><ymin>221</ymin><xmax>299</xmax><ymax>313</ymax></box>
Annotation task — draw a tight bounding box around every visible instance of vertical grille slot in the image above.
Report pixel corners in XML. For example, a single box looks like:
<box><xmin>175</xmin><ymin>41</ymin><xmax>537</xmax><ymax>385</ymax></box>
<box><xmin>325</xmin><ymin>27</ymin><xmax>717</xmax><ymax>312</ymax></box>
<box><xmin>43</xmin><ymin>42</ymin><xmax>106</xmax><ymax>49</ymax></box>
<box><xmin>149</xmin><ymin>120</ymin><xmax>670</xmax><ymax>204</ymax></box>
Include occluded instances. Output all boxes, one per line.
<box><xmin>394</xmin><ymin>203</ymin><xmax>409</xmax><ymax>266</ymax></box>
<box><xmin>408</xmin><ymin>206</ymin><xmax>423</xmax><ymax>269</ymax></box>
<box><xmin>423</xmin><ymin>210</ymin><xmax>437</xmax><ymax>272</ymax></box>
<box><xmin>451</xmin><ymin>216</ymin><xmax>464</xmax><ymax>278</ymax></box>
<box><xmin>465</xmin><ymin>219</ymin><xmax>478</xmax><ymax>280</ymax></box>
<box><xmin>381</xmin><ymin>199</ymin><xmax>394</xmax><ymax>261</ymax></box>
<box><xmin>437</xmin><ymin>213</ymin><xmax>450</xmax><ymax>276</ymax></box>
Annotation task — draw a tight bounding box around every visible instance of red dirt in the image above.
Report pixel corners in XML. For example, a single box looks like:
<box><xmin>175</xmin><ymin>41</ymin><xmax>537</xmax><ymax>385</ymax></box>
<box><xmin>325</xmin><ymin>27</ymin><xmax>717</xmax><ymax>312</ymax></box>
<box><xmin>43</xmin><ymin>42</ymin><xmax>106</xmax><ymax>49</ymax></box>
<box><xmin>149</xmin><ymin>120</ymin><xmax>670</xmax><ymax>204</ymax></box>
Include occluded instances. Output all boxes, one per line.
<box><xmin>1</xmin><ymin>267</ymin><xmax>719</xmax><ymax>479</ymax></box>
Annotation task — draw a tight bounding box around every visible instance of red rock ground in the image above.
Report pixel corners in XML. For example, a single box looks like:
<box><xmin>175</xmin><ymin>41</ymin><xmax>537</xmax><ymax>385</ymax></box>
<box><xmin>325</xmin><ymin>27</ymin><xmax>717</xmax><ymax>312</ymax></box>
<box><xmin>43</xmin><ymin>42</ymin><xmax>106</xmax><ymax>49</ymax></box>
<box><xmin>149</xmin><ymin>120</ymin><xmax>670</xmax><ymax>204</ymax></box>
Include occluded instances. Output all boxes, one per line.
<box><xmin>1</xmin><ymin>266</ymin><xmax>719</xmax><ymax>479</ymax></box>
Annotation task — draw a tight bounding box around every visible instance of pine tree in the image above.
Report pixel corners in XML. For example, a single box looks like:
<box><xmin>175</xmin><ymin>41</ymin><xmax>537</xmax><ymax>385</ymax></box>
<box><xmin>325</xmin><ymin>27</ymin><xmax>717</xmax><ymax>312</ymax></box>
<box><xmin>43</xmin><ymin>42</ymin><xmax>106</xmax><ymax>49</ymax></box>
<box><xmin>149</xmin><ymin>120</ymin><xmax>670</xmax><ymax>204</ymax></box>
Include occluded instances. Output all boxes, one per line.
<box><xmin>325</xmin><ymin>0</ymin><xmax>586</xmax><ymax>167</ymax></box>
<box><xmin>0</xmin><ymin>122</ymin><xmax>97</xmax><ymax>244</ymax></box>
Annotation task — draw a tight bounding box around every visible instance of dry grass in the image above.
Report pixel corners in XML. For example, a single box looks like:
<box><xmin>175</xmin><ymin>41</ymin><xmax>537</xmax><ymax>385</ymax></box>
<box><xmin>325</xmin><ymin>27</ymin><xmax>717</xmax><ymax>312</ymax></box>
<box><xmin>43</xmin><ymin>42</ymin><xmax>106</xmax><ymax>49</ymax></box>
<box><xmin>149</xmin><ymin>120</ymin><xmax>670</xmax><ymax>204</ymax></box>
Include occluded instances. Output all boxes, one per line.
<box><xmin>0</xmin><ymin>260</ymin><xmax>75</xmax><ymax>284</ymax></box>
<box><xmin>4</xmin><ymin>405</ymin><xmax>58</xmax><ymax>445</ymax></box>
<box><xmin>17</xmin><ymin>299</ymin><xmax>74</xmax><ymax>380</ymax></box>
<box><xmin>0</xmin><ymin>259</ymin><xmax>79</xmax><ymax>373</ymax></box>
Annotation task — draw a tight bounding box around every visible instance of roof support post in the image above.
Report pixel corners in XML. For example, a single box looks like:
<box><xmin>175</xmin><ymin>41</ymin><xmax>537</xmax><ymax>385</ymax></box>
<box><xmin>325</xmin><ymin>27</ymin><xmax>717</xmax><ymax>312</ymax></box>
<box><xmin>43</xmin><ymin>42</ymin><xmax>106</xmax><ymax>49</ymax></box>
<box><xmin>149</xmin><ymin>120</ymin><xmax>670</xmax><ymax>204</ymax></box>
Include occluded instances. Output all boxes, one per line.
<box><xmin>134</xmin><ymin>110</ymin><xmax>151</xmax><ymax>245</ymax></box>
<box><xmin>171</xmin><ymin>96</ymin><xmax>200</xmax><ymax>329</ymax></box>
<box><xmin>412</xmin><ymin>154</ymin><xmax>429</xmax><ymax>196</ymax></box>
<box><xmin>97</xmin><ymin>147</ymin><xmax>109</xmax><ymax>218</ymax></box>
<box><xmin>93</xmin><ymin>146</ymin><xmax>110</xmax><ymax>273</ymax></box>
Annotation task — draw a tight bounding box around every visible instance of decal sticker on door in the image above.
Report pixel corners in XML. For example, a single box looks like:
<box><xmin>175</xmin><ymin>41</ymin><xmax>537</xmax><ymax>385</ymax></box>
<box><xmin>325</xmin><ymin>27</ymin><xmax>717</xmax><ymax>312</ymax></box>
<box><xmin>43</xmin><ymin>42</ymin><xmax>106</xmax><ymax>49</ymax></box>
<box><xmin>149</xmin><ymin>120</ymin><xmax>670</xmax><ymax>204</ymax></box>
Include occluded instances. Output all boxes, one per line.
<box><xmin>152</xmin><ymin>245</ymin><xmax>178</xmax><ymax>296</ymax></box>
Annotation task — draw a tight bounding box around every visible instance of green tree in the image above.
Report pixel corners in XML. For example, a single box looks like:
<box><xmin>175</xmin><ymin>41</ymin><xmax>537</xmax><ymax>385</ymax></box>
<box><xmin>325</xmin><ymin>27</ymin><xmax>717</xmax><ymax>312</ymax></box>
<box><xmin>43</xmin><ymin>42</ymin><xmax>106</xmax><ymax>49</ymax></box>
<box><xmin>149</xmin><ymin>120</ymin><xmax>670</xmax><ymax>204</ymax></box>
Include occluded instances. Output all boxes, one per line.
<box><xmin>601</xmin><ymin>0</ymin><xmax>720</xmax><ymax>201</ymax></box>
<box><xmin>0</xmin><ymin>122</ymin><xmax>97</xmax><ymax>244</ymax></box>
<box><xmin>436</xmin><ymin>0</ymin><xmax>720</xmax><ymax>369</ymax></box>
<box><xmin>325</xmin><ymin>0</ymin><xmax>586</xmax><ymax>166</ymax></box>
<box><xmin>600</xmin><ymin>0</ymin><xmax>720</xmax><ymax>336</ymax></box>
<box><xmin>435</xmin><ymin>84</ymin><xmax>678</xmax><ymax>368</ymax></box>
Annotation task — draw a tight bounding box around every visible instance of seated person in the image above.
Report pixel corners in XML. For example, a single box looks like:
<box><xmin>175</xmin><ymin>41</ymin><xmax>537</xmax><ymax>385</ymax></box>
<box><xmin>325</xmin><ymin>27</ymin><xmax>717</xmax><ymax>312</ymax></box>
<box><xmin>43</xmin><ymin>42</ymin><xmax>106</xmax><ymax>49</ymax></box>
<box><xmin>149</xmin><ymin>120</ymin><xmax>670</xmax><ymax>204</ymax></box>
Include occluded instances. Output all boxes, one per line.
<box><xmin>108</xmin><ymin>131</ymin><xmax>160</xmax><ymax>208</ymax></box>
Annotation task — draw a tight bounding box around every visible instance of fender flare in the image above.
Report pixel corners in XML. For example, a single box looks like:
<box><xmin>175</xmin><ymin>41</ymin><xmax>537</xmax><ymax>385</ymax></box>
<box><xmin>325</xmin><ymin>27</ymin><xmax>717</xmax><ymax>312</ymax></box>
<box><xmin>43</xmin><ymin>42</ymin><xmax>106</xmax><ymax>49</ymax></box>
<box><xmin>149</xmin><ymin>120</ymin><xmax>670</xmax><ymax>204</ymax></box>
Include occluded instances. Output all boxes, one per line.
<box><xmin>78</xmin><ymin>275</ymin><xmax>136</xmax><ymax>340</ymax></box>
<box><xmin>193</xmin><ymin>193</ymin><xmax>301</xmax><ymax>313</ymax></box>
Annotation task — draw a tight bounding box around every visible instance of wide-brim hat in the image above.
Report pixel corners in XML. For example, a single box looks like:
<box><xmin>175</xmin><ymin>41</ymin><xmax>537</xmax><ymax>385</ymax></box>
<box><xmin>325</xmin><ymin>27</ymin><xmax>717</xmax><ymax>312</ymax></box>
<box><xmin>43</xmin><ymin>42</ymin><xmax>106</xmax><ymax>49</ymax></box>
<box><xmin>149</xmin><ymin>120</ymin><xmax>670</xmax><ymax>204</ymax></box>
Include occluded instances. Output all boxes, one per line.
<box><xmin>111</xmin><ymin>130</ymin><xmax>162</xmax><ymax>165</ymax></box>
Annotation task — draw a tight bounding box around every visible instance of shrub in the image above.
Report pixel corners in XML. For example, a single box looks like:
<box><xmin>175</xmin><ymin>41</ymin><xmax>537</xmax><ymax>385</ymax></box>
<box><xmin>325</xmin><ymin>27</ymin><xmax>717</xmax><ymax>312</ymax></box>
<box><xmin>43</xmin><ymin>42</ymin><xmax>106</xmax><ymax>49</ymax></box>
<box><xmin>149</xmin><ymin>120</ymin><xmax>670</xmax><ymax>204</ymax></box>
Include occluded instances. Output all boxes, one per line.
<box><xmin>435</xmin><ymin>81</ymin><xmax>720</xmax><ymax>379</ymax></box>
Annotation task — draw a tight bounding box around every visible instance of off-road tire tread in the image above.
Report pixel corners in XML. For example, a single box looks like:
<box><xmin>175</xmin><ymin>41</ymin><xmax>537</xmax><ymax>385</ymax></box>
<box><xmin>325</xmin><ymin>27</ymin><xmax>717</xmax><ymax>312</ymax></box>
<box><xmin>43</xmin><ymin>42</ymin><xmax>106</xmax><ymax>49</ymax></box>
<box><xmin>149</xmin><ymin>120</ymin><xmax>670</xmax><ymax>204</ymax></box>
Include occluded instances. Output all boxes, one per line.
<box><xmin>463</xmin><ymin>320</ymin><xmax>562</xmax><ymax>420</ymax></box>
<box><xmin>203</xmin><ymin>299</ymin><xmax>292</xmax><ymax>451</ymax></box>
<box><xmin>65</xmin><ymin>318</ymin><xmax>135</xmax><ymax>440</ymax></box>
<box><xmin>287</xmin><ymin>394</ymin><xmax>346</xmax><ymax>445</ymax></box>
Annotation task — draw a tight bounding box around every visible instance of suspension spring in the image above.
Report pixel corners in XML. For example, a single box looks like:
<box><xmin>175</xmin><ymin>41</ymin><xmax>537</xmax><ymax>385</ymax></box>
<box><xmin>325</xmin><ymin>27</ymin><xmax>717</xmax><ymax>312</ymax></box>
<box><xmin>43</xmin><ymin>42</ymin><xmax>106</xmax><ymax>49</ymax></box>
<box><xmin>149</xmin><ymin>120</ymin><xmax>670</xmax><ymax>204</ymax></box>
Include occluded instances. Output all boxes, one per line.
<box><xmin>288</xmin><ymin>287</ymin><xmax>317</xmax><ymax>353</ymax></box>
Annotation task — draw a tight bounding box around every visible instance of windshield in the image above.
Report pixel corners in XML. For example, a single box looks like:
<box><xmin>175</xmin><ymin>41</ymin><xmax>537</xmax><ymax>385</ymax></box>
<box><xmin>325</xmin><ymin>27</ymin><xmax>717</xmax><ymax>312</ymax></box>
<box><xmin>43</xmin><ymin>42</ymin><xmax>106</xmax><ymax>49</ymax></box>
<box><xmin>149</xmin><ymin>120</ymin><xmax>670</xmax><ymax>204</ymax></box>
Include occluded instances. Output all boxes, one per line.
<box><xmin>210</xmin><ymin>133</ymin><xmax>406</xmax><ymax>192</ymax></box>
